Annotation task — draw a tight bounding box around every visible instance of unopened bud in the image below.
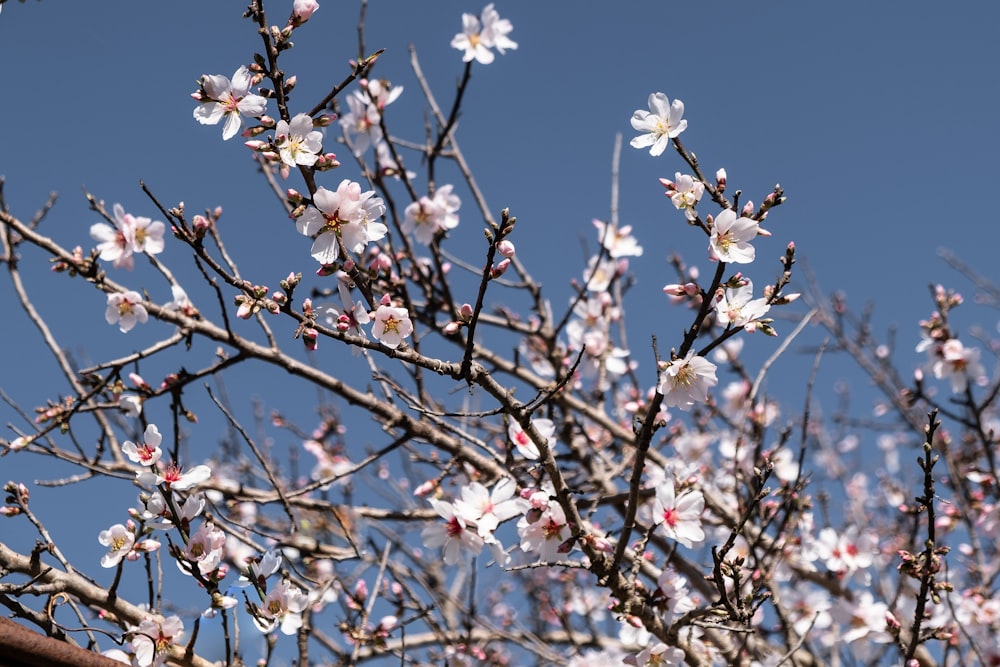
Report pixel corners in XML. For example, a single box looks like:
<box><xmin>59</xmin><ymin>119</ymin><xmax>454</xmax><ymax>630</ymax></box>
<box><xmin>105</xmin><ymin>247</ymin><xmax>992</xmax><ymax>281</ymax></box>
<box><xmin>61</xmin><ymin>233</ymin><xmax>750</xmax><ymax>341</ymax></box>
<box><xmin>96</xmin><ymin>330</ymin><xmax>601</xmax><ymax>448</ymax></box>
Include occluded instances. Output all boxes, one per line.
<box><xmin>490</xmin><ymin>258</ymin><xmax>511</xmax><ymax>279</ymax></box>
<box><xmin>497</xmin><ymin>240</ymin><xmax>515</xmax><ymax>258</ymax></box>
<box><xmin>443</xmin><ymin>321</ymin><xmax>462</xmax><ymax>335</ymax></box>
<box><xmin>302</xmin><ymin>328</ymin><xmax>319</xmax><ymax>351</ymax></box>
<box><xmin>716</xmin><ymin>168</ymin><xmax>727</xmax><ymax>192</ymax></box>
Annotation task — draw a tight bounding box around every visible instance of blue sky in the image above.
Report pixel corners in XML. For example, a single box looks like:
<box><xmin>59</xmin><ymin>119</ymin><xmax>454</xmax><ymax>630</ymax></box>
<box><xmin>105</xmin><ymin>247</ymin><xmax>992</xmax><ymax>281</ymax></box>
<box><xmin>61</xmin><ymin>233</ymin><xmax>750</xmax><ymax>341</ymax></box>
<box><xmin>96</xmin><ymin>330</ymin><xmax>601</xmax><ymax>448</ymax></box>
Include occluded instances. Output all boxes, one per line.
<box><xmin>1</xmin><ymin>0</ymin><xmax>998</xmax><ymax>661</ymax></box>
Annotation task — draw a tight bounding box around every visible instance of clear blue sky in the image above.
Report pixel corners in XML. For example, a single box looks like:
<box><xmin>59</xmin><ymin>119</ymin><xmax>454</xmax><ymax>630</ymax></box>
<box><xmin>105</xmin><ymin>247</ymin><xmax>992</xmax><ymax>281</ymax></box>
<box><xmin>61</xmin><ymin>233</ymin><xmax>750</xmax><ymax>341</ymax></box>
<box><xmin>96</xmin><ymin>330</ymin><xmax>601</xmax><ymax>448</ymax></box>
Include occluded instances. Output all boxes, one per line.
<box><xmin>1</xmin><ymin>0</ymin><xmax>998</xmax><ymax>661</ymax></box>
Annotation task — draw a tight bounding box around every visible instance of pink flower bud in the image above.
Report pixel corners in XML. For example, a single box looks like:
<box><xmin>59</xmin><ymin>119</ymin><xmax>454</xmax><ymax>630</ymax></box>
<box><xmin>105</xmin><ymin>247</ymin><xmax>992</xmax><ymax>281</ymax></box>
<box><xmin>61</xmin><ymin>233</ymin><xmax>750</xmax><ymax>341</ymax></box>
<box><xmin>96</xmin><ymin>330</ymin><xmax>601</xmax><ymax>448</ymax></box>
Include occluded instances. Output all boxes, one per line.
<box><xmin>316</xmin><ymin>264</ymin><xmax>338</xmax><ymax>277</ymax></box>
<box><xmin>302</xmin><ymin>327</ymin><xmax>319</xmax><ymax>351</ymax></box>
<box><xmin>413</xmin><ymin>480</ymin><xmax>436</xmax><ymax>497</ymax></box>
<box><xmin>490</xmin><ymin>258</ymin><xmax>511</xmax><ymax>279</ymax></box>
<box><xmin>443</xmin><ymin>321</ymin><xmax>462</xmax><ymax>335</ymax></box>
<box><xmin>353</xmin><ymin>579</ymin><xmax>368</xmax><ymax>602</ymax></box>
<box><xmin>236</xmin><ymin>300</ymin><xmax>253</xmax><ymax>320</ymax></box>
<box><xmin>380</xmin><ymin>293</ymin><xmax>392</xmax><ymax>306</ymax></box>
<box><xmin>293</xmin><ymin>0</ymin><xmax>320</xmax><ymax>22</ymax></box>
<box><xmin>129</xmin><ymin>373</ymin><xmax>151</xmax><ymax>391</ymax></box>
<box><xmin>715</xmin><ymin>168</ymin><xmax>727</xmax><ymax>191</ymax></box>
<box><xmin>459</xmin><ymin>303</ymin><xmax>474</xmax><ymax>319</ymax></box>
<box><xmin>244</xmin><ymin>140</ymin><xmax>267</xmax><ymax>150</ymax></box>
<box><xmin>741</xmin><ymin>201</ymin><xmax>754</xmax><ymax>216</ymax></box>
<box><xmin>497</xmin><ymin>240</ymin><xmax>516</xmax><ymax>258</ymax></box>
<box><xmin>302</xmin><ymin>298</ymin><xmax>313</xmax><ymax>315</ymax></box>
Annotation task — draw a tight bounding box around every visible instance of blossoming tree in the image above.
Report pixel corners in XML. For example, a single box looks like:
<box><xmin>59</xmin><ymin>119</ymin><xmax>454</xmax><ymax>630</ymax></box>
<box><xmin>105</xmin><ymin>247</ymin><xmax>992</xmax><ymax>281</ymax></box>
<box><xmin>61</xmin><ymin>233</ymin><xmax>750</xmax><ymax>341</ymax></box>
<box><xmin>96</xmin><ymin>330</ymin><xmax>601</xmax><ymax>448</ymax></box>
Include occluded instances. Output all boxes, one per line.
<box><xmin>1</xmin><ymin>2</ymin><xmax>998</xmax><ymax>666</ymax></box>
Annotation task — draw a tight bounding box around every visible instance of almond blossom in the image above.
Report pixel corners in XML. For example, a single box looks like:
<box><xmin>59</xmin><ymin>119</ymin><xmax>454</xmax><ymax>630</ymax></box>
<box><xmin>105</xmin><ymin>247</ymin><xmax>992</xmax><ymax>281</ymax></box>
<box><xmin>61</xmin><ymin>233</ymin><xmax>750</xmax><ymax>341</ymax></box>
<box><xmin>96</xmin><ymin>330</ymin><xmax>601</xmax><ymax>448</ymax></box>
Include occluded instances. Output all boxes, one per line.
<box><xmin>192</xmin><ymin>66</ymin><xmax>268</xmax><ymax>140</ymax></box>
<box><xmin>180</xmin><ymin>522</ymin><xmax>226</xmax><ymax>577</ymax></box>
<box><xmin>652</xmin><ymin>479</ymin><xmax>705</xmax><ymax>548</ymax></box>
<box><xmin>507</xmin><ymin>417</ymin><xmax>556</xmax><ymax>460</ymax></box>
<box><xmin>274</xmin><ymin>113</ymin><xmax>323</xmax><ymax>168</ymax></box>
<box><xmin>453</xmin><ymin>478</ymin><xmax>526</xmax><ymax>539</ymax></box>
<box><xmin>402</xmin><ymin>185</ymin><xmax>461</xmax><ymax>245</ymax></box>
<box><xmin>927</xmin><ymin>338</ymin><xmax>985</xmax><ymax>393</ymax></box>
<box><xmin>630</xmin><ymin>92</ymin><xmax>687</xmax><ymax>157</ymax></box>
<box><xmin>370</xmin><ymin>303</ymin><xmax>413</xmax><ymax>349</ymax></box>
<box><xmin>714</xmin><ymin>280</ymin><xmax>770</xmax><ymax>330</ymax></box>
<box><xmin>660</xmin><ymin>172</ymin><xmax>704</xmax><ymax>221</ymax></box>
<box><xmin>99</xmin><ymin>522</ymin><xmax>136</xmax><ymax>568</ymax></box>
<box><xmin>90</xmin><ymin>203</ymin><xmax>137</xmax><ymax>270</ymax></box>
<box><xmin>122</xmin><ymin>424</ymin><xmax>163</xmax><ymax>467</ymax></box>
<box><xmin>138</xmin><ymin>463</ymin><xmax>212</xmax><ymax>490</ymax></box>
<box><xmin>254</xmin><ymin>579</ymin><xmax>309</xmax><ymax>635</ymax></box>
<box><xmin>296</xmin><ymin>179</ymin><xmax>386</xmax><ymax>265</ymax></box>
<box><xmin>658</xmin><ymin>351</ymin><xmax>718</xmax><ymax>410</ymax></box>
<box><xmin>709</xmin><ymin>208</ymin><xmax>759</xmax><ymax>264</ymax></box>
<box><xmin>451</xmin><ymin>3</ymin><xmax>517</xmax><ymax>65</ymax></box>
<box><xmin>131</xmin><ymin>615</ymin><xmax>184</xmax><ymax>667</ymax></box>
<box><xmin>421</xmin><ymin>497</ymin><xmax>484</xmax><ymax>565</ymax></box>
<box><xmin>516</xmin><ymin>498</ymin><xmax>571</xmax><ymax>562</ymax></box>
<box><xmin>106</xmin><ymin>290</ymin><xmax>149</xmax><ymax>333</ymax></box>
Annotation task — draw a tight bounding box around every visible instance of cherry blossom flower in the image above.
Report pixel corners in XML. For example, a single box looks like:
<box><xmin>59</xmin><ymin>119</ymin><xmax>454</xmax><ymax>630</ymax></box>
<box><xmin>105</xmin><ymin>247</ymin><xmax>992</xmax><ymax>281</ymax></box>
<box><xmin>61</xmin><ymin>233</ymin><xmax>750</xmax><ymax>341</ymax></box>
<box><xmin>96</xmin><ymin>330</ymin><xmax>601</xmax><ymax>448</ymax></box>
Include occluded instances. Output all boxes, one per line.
<box><xmin>275</xmin><ymin>113</ymin><xmax>323</xmax><ymax>168</ymax></box>
<box><xmin>422</xmin><ymin>498</ymin><xmax>485</xmax><ymax>565</ymax></box>
<box><xmin>451</xmin><ymin>3</ymin><xmax>517</xmax><ymax>64</ymax></box>
<box><xmin>192</xmin><ymin>66</ymin><xmax>268</xmax><ymax>140</ymax></box>
<box><xmin>122</xmin><ymin>424</ymin><xmax>163</xmax><ymax>467</ymax></box>
<box><xmin>709</xmin><ymin>209</ymin><xmax>759</xmax><ymax>264</ymax></box>
<box><xmin>652</xmin><ymin>479</ymin><xmax>705</xmax><ymax>548</ymax></box>
<box><xmin>507</xmin><ymin>417</ymin><xmax>556</xmax><ymax>460</ymax></box>
<box><xmin>99</xmin><ymin>522</ymin><xmax>136</xmax><ymax>568</ymax></box>
<box><xmin>131</xmin><ymin>615</ymin><xmax>184</xmax><ymax>667</ymax></box>
<box><xmin>370</xmin><ymin>303</ymin><xmax>413</xmax><ymax>349</ymax></box>
<box><xmin>658</xmin><ymin>351</ymin><xmax>718</xmax><ymax>410</ymax></box>
<box><xmin>90</xmin><ymin>203</ymin><xmax>136</xmax><ymax>270</ymax></box>
<box><xmin>630</xmin><ymin>93</ymin><xmax>687</xmax><ymax>157</ymax></box>
<box><xmin>714</xmin><ymin>280</ymin><xmax>770</xmax><ymax>330</ymax></box>
<box><xmin>254</xmin><ymin>579</ymin><xmax>309</xmax><ymax>635</ymax></box>
<box><xmin>106</xmin><ymin>290</ymin><xmax>149</xmax><ymax>333</ymax></box>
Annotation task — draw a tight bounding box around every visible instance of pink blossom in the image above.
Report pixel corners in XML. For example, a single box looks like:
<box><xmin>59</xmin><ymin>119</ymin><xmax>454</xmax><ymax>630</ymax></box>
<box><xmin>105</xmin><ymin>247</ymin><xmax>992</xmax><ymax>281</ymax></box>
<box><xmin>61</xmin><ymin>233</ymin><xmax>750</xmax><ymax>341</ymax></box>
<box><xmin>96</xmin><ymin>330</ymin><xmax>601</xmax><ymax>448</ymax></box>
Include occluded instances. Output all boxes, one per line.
<box><xmin>106</xmin><ymin>290</ymin><xmax>149</xmax><ymax>333</ymax></box>
<box><xmin>122</xmin><ymin>424</ymin><xmax>163</xmax><ymax>467</ymax></box>
<box><xmin>652</xmin><ymin>480</ymin><xmax>705</xmax><ymax>548</ymax></box>
<box><xmin>370</xmin><ymin>304</ymin><xmax>413</xmax><ymax>349</ymax></box>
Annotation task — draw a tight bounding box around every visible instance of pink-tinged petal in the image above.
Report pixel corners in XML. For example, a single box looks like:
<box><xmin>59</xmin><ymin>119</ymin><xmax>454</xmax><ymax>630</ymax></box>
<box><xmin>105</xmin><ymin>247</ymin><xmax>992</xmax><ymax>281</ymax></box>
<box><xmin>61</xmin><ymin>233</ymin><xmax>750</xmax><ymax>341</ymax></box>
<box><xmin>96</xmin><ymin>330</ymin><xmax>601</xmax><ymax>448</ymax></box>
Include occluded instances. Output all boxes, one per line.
<box><xmin>296</xmin><ymin>208</ymin><xmax>326</xmax><ymax>237</ymax></box>
<box><xmin>310</xmin><ymin>233</ymin><xmax>340</xmax><ymax>265</ymax></box>
<box><xmin>193</xmin><ymin>103</ymin><xmax>225</xmax><ymax>125</ymax></box>
<box><xmin>311</xmin><ymin>186</ymin><xmax>337</xmax><ymax>215</ymax></box>
<box><xmin>201</xmin><ymin>74</ymin><xmax>231</xmax><ymax>99</ymax></box>
<box><xmin>221</xmin><ymin>112</ymin><xmax>242</xmax><ymax>140</ymax></box>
